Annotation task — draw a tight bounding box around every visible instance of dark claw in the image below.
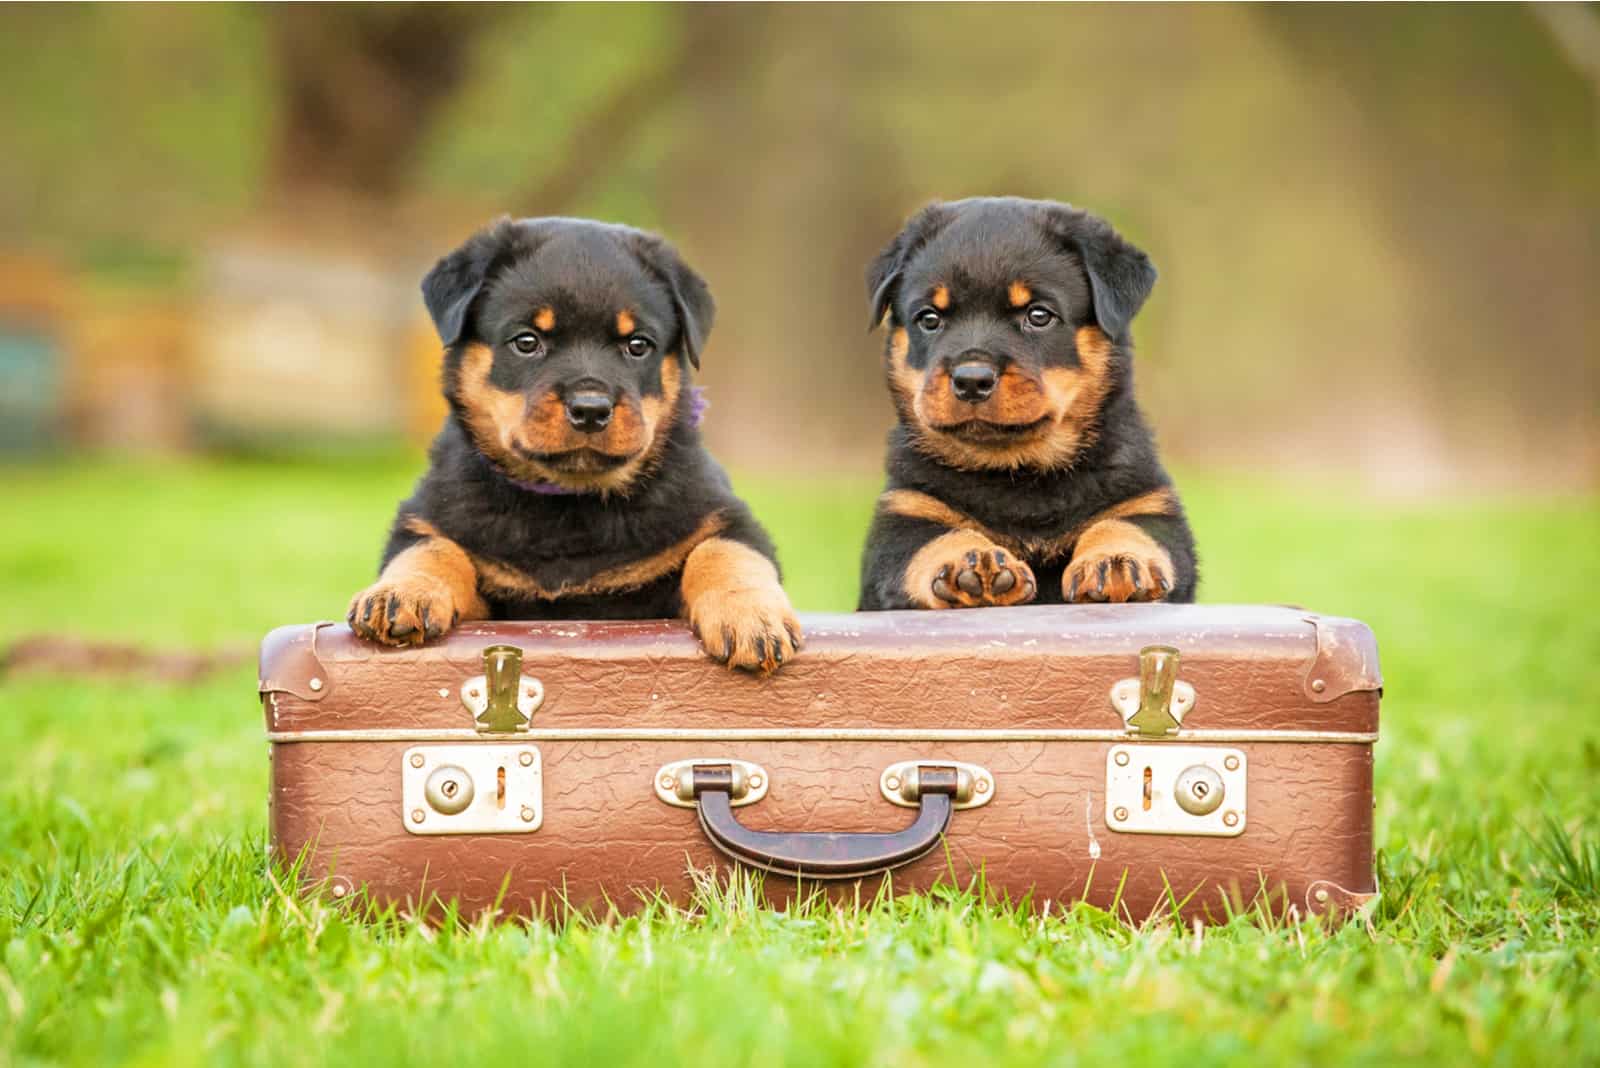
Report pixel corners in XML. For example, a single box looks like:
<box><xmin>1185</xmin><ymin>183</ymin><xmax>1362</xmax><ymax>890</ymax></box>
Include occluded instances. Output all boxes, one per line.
<box><xmin>385</xmin><ymin>593</ymin><xmax>400</xmax><ymax>625</ymax></box>
<box><xmin>932</xmin><ymin>573</ymin><xmax>957</xmax><ymax>602</ymax></box>
<box><xmin>1067</xmin><ymin>573</ymin><xmax>1080</xmax><ymax>602</ymax></box>
<box><xmin>1096</xmin><ymin>561</ymin><xmax>1109</xmax><ymax>596</ymax></box>
<box><xmin>771</xmin><ymin>643</ymin><xmax>784</xmax><ymax>666</ymax></box>
<box><xmin>956</xmin><ymin>568</ymin><xmax>984</xmax><ymax>597</ymax></box>
<box><xmin>753</xmin><ymin>636</ymin><xmax>767</xmax><ymax>665</ymax></box>
<box><xmin>1158</xmin><ymin>571</ymin><xmax>1174</xmax><ymax>595</ymax></box>
<box><xmin>991</xmin><ymin>568</ymin><xmax>1016</xmax><ymax>595</ymax></box>
<box><xmin>1127</xmin><ymin>563</ymin><xmax>1143</xmax><ymax>595</ymax></box>
<box><xmin>721</xmin><ymin>626</ymin><xmax>737</xmax><ymax>662</ymax></box>
<box><xmin>422</xmin><ymin>605</ymin><xmax>444</xmax><ymax>639</ymax></box>
<box><xmin>785</xmin><ymin>621</ymin><xmax>803</xmax><ymax>649</ymax></box>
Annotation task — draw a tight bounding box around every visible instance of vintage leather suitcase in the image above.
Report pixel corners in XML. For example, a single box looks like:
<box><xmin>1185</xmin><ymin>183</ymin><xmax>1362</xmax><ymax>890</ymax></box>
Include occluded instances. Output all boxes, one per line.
<box><xmin>260</xmin><ymin>604</ymin><xmax>1382</xmax><ymax>921</ymax></box>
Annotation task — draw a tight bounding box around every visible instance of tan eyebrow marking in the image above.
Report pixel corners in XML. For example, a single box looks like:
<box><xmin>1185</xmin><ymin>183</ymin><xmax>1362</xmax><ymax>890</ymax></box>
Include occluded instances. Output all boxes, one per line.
<box><xmin>616</xmin><ymin>310</ymin><xmax>636</xmax><ymax>335</ymax></box>
<box><xmin>931</xmin><ymin>285</ymin><xmax>951</xmax><ymax>310</ymax></box>
<box><xmin>1008</xmin><ymin>282</ymin><xmax>1032</xmax><ymax>307</ymax></box>
<box><xmin>533</xmin><ymin>307</ymin><xmax>556</xmax><ymax>332</ymax></box>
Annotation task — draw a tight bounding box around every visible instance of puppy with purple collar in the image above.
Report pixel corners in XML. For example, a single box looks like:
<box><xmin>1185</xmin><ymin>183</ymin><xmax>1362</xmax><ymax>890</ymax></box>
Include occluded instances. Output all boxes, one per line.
<box><xmin>348</xmin><ymin>216</ymin><xmax>800</xmax><ymax>673</ymax></box>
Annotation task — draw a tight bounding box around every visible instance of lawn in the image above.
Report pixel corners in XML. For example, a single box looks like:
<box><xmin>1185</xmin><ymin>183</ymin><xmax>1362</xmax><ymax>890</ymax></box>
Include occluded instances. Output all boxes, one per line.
<box><xmin>2</xmin><ymin>451</ymin><xmax>1597</xmax><ymax>1066</ymax></box>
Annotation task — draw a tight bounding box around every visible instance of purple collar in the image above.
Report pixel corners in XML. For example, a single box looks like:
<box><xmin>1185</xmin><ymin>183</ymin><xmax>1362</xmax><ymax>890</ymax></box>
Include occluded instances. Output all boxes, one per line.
<box><xmin>507</xmin><ymin>386</ymin><xmax>708</xmax><ymax>496</ymax></box>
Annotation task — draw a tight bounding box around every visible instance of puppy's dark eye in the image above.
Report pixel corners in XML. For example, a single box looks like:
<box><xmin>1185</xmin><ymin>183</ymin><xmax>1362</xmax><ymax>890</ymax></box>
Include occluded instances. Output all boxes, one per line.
<box><xmin>916</xmin><ymin>310</ymin><xmax>943</xmax><ymax>333</ymax></box>
<box><xmin>510</xmin><ymin>332</ymin><xmax>542</xmax><ymax>356</ymax></box>
<box><xmin>624</xmin><ymin>335</ymin><xmax>655</xmax><ymax>359</ymax></box>
<box><xmin>1024</xmin><ymin>305</ymin><xmax>1058</xmax><ymax>329</ymax></box>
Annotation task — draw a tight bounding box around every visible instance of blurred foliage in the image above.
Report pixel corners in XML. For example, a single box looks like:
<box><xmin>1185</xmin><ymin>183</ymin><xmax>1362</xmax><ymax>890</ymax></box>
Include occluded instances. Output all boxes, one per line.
<box><xmin>0</xmin><ymin>4</ymin><xmax>269</xmax><ymax>244</ymax></box>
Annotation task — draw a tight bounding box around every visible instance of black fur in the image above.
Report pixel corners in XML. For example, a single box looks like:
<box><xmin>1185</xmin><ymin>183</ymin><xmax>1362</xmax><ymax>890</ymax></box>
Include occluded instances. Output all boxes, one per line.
<box><xmin>383</xmin><ymin>216</ymin><xmax>776</xmax><ymax>621</ymax></box>
<box><xmin>858</xmin><ymin>197</ymin><xmax>1197</xmax><ymax>610</ymax></box>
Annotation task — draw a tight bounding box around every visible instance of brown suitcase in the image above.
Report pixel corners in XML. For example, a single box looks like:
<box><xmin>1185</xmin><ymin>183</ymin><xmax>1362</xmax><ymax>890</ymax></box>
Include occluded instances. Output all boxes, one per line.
<box><xmin>260</xmin><ymin>604</ymin><xmax>1381</xmax><ymax>922</ymax></box>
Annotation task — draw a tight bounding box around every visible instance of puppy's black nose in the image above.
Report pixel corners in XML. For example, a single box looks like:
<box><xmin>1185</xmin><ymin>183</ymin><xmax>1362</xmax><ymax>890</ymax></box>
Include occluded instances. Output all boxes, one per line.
<box><xmin>565</xmin><ymin>391</ymin><xmax>614</xmax><ymax>433</ymax></box>
<box><xmin>950</xmin><ymin>361</ymin><xmax>998</xmax><ymax>403</ymax></box>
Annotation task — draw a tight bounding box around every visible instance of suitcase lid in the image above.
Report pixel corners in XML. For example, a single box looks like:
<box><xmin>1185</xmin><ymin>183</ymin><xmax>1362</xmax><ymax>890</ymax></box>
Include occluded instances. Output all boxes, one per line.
<box><xmin>260</xmin><ymin>605</ymin><xmax>1380</xmax><ymax>741</ymax></box>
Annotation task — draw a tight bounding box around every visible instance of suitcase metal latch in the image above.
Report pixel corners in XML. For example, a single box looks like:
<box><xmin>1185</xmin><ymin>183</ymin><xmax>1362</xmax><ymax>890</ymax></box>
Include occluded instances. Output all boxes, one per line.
<box><xmin>461</xmin><ymin>644</ymin><xmax>544</xmax><ymax>733</ymax></box>
<box><xmin>1110</xmin><ymin>645</ymin><xmax>1195</xmax><ymax>737</ymax></box>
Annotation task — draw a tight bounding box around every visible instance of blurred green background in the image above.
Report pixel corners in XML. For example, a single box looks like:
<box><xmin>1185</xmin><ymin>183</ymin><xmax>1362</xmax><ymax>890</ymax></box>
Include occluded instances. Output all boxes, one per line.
<box><xmin>1</xmin><ymin>4</ymin><xmax>1595</xmax><ymax>488</ymax></box>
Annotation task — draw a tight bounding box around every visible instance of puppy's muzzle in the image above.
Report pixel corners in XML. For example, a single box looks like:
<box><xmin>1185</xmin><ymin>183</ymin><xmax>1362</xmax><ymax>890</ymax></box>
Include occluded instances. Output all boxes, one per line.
<box><xmin>565</xmin><ymin>391</ymin><xmax>614</xmax><ymax>433</ymax></box>
<box><xmin>950</xmin><ymin>359</ymin><xmax>999</xmax><ymax>404</ymax></box>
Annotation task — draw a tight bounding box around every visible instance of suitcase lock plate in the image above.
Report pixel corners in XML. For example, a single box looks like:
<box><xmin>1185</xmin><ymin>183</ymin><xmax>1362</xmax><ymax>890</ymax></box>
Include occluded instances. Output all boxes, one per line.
<box><xmin>1105</xmin><ymin>744</ymin><xmax>1246</xmax><ymax>837</ymax></box>
<box><xmin>403</xmin><ymin>745</ymin><xmax>543</xmax><ymax>834</ymax></box>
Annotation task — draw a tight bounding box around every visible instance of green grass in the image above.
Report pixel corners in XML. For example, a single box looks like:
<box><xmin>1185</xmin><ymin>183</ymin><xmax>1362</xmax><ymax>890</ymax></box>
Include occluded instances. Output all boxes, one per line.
<box><xmin>2</xmin><ymin>451</ymin><xmax>1598</xmax><ymax>1065</ymax></box>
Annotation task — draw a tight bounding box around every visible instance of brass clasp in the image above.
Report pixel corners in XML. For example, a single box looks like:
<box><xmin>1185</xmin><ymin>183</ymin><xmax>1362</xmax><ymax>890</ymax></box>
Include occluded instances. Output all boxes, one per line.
<box><xmin>460</xmin><ymin>644</ymin><xmax>543</xmax><ymax>733</ymax></box>
<box><xmin>1110</xmin><ymin>645</ymin><xmax>1196</xmax><ymax>737</ymax></box>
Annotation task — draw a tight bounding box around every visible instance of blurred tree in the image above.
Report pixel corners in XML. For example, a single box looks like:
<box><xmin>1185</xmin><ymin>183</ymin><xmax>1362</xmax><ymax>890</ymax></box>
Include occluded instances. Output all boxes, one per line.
<box><xmin>661</xmin><ymin>4</ymin><xmax>912</xmax><ymax>463</ymax></box>
<box><xmin>266</xmin><ymin>5</ymin><xmax>509</xmax><ymax>204</ymax></box>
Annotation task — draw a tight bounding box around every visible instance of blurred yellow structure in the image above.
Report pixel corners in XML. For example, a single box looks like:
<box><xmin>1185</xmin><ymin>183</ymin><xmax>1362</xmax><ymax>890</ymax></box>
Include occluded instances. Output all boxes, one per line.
<box><xmin>190</xmin><ymin>245</ymin><xmax>410</xmax><ymax>441</ymax></box>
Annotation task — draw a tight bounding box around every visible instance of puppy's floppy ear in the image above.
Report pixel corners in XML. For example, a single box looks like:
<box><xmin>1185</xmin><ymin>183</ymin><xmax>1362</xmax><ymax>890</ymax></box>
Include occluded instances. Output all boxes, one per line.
<box><xmin>632</xmin><ymin>234</ymin><xmax>714</xmax><ymax>370</ymax></box>
<box><xmin>867</xmin><ymin>202</ymin><xmax>952</xmax><ymax>330</ymax></box>
<box><xmin>1046</xmin><ymin>205</ymin><xmax>1157</xmax><ymax>341</ymax></box>
<box><xmin>866</xmin><ymin>234</ymin><xmax>908</xmax><ymax>330</ymax></box>
<box><xmin>420</xmin><ymin>217</ymin><xmax>516</xmax><ymax>346</ymax></box>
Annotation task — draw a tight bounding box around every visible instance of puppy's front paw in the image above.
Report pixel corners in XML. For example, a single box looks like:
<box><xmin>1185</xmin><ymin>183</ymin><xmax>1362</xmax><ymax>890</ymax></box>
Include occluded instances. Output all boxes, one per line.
<box><xmin>347</xmin><ymin>579</ymin><xmax>456</xmax><ymax>646</ymax></box>
<box><xmin>1063</xmin><ymin>550</ymin><xmax>1172</xmax><ymax>604</ymax></box>
<box><xmin>690</xmin><ymin>587</ymin><xmax>802</xmax><ymax>674</ymax></box>
<box><xmin>925</xmin><ymin>546</ymin><xmax>1036</xmax><ymax>609</ymax></box>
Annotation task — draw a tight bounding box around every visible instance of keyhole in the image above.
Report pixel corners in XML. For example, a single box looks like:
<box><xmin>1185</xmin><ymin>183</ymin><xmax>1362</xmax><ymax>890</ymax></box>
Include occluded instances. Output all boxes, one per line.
<box><xmin>1192</xmin><ymin>781</ymin><xmax>1209</xmax><ymax>800</ymax></box>
<box><xmin>1142</xmin><ymin>766</ymin><xmax>1152</xmax><ymax>811</ymax></box>
<box><xmin>497</xmin><ymin>766</ymin><xmax>506</xmax><ymax>810</ymax></box>
<box><xmin>441</xmin><ymin>780</ymin><xmax>458</xmax><ymax>799</ymax></box>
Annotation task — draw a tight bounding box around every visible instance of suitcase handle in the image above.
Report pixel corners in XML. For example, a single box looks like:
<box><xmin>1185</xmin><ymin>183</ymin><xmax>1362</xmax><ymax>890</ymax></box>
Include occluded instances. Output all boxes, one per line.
<box><xmin>688</xmin><ymin>763</ymin><xmax>960</xmax><ymax>880</ymax></box>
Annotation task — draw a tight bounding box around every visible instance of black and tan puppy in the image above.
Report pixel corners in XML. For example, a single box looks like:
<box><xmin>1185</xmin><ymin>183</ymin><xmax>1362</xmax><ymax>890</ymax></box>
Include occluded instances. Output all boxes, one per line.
<box><xmin>348</xmin><ymin>217</ymin><xmax>800</xmax><ymax>672</ymax></box>
<box><xmin>858</xmin><ymin>197</ymin><xmax>1196</xmax><ymax>611</ymax></box>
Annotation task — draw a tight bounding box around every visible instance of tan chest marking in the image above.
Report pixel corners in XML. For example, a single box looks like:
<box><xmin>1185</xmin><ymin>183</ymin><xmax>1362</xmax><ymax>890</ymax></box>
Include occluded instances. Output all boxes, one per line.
<box><xmin>879</xmin><ymin>484</ymin><xmax>1178</xmax><ymax>564</ymax></box>
<box><xmin>407</xmin><ymin>511</ymin><xmax>725</xmax><ymax>603</ymax></box>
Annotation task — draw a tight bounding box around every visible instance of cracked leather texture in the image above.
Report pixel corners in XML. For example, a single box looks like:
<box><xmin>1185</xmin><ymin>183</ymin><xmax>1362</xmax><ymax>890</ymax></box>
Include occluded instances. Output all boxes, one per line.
<box><xmin>264</xmin><ymin>604</ymin><xmax>1380</xmax><ymax>920</ymax></box>
<box><xmin>262</xmin><ymin>605</ymin><xmax>1381</xmax><ymax>734</ymax></box>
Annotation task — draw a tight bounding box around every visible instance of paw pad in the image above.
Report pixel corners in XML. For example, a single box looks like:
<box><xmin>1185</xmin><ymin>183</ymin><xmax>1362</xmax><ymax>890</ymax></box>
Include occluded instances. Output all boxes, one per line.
<box><xmin>931</xmin><ymin>547</ymin><xmax>1035</xmax><ymax>608</ymax></box>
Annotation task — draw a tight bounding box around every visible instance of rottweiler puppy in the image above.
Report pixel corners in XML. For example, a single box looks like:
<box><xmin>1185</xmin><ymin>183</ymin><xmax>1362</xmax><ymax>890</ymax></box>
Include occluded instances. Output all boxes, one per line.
<box><xmin>858</xmin><ymin>197</ymin><xmax>1196</xmax><ymax>611</ymax></box>
<box><xmin>348</xmin><ymin>217</ymin><xmax>801</xmax><ymax>672</ymax></box>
